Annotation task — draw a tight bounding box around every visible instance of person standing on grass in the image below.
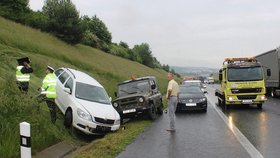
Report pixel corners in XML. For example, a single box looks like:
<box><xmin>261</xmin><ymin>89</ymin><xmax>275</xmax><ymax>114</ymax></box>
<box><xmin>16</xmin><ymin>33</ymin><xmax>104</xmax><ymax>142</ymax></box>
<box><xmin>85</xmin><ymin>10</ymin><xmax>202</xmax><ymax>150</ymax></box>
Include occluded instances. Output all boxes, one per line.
<box><xmin>16</xmin><ymin>58</ymin><xmax>33</xmax><ymax>94</ymax></box>
<box><xmin>38</xmin><ymin>66</ymin><xmax>57</xmax><ymax>123</ymax></box>
<box><xmin>166</xmin><ymin>72</ymin><xmax>179</xmax><ymax>132</ymax></box>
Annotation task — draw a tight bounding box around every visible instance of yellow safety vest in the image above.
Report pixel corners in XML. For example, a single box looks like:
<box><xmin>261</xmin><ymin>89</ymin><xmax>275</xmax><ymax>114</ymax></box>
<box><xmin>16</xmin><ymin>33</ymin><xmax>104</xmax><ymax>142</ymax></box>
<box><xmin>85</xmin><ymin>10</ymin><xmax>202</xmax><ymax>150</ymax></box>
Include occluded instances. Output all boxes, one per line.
<box><xmin>16</xmin><ymin>66</ymin><xmax>30</xmax><ymax>82</ymax></box>
<box><xmin>41</xmin><ymin>73</ymin><xmax>57</xmax><ymax>98</ymax></box>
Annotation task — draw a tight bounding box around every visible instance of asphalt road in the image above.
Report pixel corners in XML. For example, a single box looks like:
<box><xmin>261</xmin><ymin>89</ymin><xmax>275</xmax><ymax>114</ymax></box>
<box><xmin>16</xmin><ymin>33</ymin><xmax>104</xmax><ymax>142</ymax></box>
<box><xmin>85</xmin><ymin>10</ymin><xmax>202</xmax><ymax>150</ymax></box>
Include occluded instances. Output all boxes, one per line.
<box><xmin>117</xmin><ymin>84</ymin><xmax>280</xmax><ymax>158</ymax></box>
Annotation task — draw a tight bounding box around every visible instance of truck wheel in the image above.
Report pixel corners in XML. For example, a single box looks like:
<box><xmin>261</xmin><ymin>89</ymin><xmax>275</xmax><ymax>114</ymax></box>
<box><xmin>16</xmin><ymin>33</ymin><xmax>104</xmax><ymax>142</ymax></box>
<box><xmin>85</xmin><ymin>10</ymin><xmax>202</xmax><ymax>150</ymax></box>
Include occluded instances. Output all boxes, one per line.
<box><xmin>157</xmin><ymin>103</ymin><xmax>163</xmax><ymax>115</ymax></box>
<box><xmin>218</xmin><ymin>99</ymin><xmax>221</xmax><ymax>106</ymax></box>
<box><xmin>271</xmin><ymin>88</ymin><xmax>276</xmax><ymax>98</ymax></box>
<box><xmin>257</xmin><ymin>104</ymin><xmax>262</xmax><ymax>109</ymax></box>
<box><xmin>64</xmin><ymin>109</ymin><xmax>73</xmax><ymax>128</ymax></box>
<box><xmin>148</xmin><ymin>103</ymin><xmax>157</xmax><ymax>120</ymax></box>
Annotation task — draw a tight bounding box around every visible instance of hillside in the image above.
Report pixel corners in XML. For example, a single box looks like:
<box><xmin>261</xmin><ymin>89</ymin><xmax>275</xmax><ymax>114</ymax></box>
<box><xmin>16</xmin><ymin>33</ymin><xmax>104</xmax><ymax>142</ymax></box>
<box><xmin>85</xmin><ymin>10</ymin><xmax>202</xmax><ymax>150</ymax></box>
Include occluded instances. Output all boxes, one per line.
<box><xmin>0</xmin><ymin>17</ymin><xmax>168</xmax><ymax>157</ymax></box>
<box><xmin>171</xmin><ymin>66</ymin><xmax>219</xmax><ymax>77</ymax></box>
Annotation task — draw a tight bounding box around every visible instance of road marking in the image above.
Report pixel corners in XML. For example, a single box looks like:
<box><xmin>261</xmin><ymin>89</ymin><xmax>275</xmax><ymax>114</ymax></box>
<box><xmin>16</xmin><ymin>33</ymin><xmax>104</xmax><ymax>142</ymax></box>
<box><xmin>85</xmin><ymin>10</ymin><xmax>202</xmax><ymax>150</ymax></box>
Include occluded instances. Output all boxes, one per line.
<box><xmin>207</xmin><ymin>93</ymin><xmax>264</xmax><ymax>158</ymax></box>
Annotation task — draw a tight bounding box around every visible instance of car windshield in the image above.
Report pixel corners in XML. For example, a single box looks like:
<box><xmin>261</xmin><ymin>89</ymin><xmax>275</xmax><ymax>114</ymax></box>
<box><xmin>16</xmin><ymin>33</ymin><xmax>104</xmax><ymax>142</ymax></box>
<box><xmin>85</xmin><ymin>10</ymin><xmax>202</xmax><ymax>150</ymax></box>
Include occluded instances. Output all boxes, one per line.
<box><xmin>183</xmin><ymin>81</ymin><xmax>202</xmax><ymax>88</ymax></box>
<box><xmin>180</xmin><ymin>86</ymin><xmax>203</xmax><ymax>94</ymax></box>
<box><xmin>227</xmin><ymin>66</ymin><xmax>263</xmax><ymax>82</ymax></box>
<box><xmin>117</xmin><ymin>79</ymin><xmax>150</xmax><ymax>97</ymax></box>
<box><xmin>75</xmin><ymin>82</ymin><xmax>111</xmax><ymax>104</ymax></box>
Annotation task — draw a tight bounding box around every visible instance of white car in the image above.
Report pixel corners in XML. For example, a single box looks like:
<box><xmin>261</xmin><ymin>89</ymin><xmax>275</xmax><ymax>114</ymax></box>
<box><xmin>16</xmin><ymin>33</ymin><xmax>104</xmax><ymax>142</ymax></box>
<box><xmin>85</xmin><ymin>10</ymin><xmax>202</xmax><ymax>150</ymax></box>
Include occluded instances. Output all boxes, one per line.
<box><xmin>54</xmin><ymin>68</ymin><xmax>120</xmax><ymax>135</ymax></box>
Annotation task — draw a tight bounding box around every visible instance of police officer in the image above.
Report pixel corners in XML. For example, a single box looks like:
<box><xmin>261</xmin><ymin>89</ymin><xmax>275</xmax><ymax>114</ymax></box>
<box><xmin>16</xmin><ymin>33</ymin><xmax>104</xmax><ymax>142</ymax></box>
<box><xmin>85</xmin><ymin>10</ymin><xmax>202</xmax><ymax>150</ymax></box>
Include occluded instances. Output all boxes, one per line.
<box><xmin>39</xmin><ymin>66</ymin><xmax>57</xmax><ymax>123</ymax></box>
<box><xmin>16</xmin><ymin>59</ymin><xmax>33</xmax><ymax>93</ymax></box>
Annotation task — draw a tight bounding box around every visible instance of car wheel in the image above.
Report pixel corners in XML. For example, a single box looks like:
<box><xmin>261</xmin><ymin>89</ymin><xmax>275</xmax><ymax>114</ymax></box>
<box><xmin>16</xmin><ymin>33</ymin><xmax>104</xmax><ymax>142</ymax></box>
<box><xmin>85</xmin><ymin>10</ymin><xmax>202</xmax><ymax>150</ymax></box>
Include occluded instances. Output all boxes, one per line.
<box><xmin>257</xmin><ymin>104</ymin><xmax>262</xmax><ymax>109</ymax></box>
<box><xmin>64</xmin><ymin>109</ymin><xmax>73</xmax><ymax>128</ymax></box>
<box><xmin>148</xmin><ymin>103</ymin><xmax>157</xmax><ymax>120</ymax></box>
<box><xmin>157</xmin><ymin>103</ymin><xmax>163</xmax><ymax>115</ymax></box>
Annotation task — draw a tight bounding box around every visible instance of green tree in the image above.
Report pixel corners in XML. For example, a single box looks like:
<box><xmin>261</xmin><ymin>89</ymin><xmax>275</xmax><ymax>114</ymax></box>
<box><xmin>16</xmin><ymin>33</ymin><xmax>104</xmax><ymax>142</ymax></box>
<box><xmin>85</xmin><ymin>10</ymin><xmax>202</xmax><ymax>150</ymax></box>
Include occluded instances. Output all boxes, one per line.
<box><xmin>132</xmin><ymin>43</ymin><xmax>155</xmax><ymax>68</ymax></box>
<box><xmin>81</xmin><ymin>15</ymin><xmax>112</xmax><ymax>51</ymax></box>
<box><xmin>25</xmin><ymin>11</ymin><xmax>49</xmax><ymax>30</ymax></box>
<box><xmin>0</xmin><ymin>0</ymin><xmax>30</xmax><ymax>22</ymax></box>
<box><xmin>42</xmin><ymin>0</ymin><xmax>83</xmax><ymax>44</ymax></box>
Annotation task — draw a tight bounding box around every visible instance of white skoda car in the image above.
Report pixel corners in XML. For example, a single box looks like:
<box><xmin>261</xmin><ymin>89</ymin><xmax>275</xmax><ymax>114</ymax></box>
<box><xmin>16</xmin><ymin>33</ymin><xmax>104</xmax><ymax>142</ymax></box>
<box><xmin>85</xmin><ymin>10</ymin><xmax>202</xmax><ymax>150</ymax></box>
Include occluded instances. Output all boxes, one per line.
<box><xmin>54</xmin><ymin>68</ymin><xmax>120</xmax><ymax>135</ymax></box>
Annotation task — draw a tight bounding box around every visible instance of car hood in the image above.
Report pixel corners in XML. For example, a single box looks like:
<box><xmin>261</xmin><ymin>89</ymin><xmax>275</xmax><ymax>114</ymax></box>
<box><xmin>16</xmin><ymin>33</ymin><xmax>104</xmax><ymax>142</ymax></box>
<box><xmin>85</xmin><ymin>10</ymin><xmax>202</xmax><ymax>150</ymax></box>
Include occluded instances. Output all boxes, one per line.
<box><xmin>76</xmin><ymin>99</ymin><xmax>119</xmax><ymax>120</ymax></box>
<box><xmin>179</xmin><ymin>93</ymin><xmax>205</xmax><ymax>99</ymax></box>
<box><xmin>114</xmin><ymin>93</ymin><xmax>149</xmax><ymax>101</ymax></box>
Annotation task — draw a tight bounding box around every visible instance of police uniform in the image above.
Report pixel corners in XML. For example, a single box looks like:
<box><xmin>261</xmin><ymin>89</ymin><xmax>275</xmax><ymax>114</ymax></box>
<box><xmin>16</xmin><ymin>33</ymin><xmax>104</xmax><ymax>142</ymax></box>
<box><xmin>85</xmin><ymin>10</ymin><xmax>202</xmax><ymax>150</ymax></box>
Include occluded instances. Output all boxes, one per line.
<box><xmin>40</xmin><ymin>66</ymin><xmax>57</xmax><ymax>123</ymax></box>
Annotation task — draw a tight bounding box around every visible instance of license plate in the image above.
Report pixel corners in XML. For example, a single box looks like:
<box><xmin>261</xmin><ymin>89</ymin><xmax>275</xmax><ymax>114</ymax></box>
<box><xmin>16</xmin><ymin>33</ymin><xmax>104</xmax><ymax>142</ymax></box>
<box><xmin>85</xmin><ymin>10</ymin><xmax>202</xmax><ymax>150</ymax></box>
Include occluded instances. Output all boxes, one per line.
<box><xmin>242</xmin><ymin>100</ymin><xmax>252</xmax><ymax>104</ymax></box>
<box><xmin>185</xmin><ymin>103</ymin><xmax>196</xmax><ymax>106</ymax></box>
<box><xmin>96</xmin><ymin>125</ymin><xmax>111</xmax><ymax>132</ymax></box>
<box><xmin>123</xmin><ymin>109</ymin><xmax>136</xmax><ymax>114</ymax></box>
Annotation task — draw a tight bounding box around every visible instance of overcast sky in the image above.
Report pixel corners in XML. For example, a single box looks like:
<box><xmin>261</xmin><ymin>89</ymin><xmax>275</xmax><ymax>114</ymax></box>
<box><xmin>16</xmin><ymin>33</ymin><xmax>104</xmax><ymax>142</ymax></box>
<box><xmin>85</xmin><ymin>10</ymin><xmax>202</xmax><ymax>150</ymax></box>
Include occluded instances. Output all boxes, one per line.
<box><xmin>29</xmin><ymin>0</ymin><xmax>280</xmax><ymax>68</ymax></box>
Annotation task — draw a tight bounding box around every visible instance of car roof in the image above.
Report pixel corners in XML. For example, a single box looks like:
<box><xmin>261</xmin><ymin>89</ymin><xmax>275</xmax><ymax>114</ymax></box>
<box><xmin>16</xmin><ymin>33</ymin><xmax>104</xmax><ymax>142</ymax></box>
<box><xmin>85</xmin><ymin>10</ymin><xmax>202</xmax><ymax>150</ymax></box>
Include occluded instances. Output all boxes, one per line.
<box><xmin>63</xmin><ymin>68</ymin><xmax>103</xmax><ymax>88</ymax></box>
<box><xmin>183</xmin><ymin>80</ymin><xmax>201</xmax><ymax>83</ymax></box>
<box><xmin>118</xmin><ymin>76</ymin><xmax>156</xmax><ymax>85</ymax></box>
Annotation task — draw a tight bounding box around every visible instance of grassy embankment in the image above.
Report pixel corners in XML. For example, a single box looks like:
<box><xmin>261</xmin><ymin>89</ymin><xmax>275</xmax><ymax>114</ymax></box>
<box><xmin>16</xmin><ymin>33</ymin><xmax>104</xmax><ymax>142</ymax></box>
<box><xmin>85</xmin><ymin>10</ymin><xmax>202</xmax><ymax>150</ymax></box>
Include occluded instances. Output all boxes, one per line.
<box><xmin>0</xmin><ymin>16</ymin><xmax>169</xmax><ymax>158</ymax></box>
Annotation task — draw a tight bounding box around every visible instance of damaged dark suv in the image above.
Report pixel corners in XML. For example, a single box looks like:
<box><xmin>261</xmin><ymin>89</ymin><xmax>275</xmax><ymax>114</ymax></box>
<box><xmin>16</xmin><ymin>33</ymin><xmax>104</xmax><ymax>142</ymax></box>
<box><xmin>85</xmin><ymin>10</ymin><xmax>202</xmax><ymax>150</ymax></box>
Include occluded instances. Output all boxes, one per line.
<box><xmin>112</xmin><ymin>76</ymin><xmax>163</xmax><ymax>122</ymax></box>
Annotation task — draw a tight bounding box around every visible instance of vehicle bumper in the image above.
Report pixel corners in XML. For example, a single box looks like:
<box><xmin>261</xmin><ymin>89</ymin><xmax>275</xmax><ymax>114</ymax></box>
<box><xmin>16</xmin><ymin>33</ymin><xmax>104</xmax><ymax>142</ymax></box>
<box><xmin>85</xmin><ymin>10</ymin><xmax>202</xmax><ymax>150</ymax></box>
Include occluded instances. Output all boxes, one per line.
<box><xmin>176</xmin><ymin>101</ymin><xmax>207</xmax><ymax>111</ymax></box>
<box><xmin>73</xmin><ymin>117</ymin><xmax>120</xmax><ymax>135</ymax></box>
<box><xmin>225</xmin><ymin>94</ymin><xmax>266</xmax><ymax>105</ymax></box>
<box><xmin>118</xmin><ymin>107</ymin><xmax>150</xmax><ymax>118</ymax></box>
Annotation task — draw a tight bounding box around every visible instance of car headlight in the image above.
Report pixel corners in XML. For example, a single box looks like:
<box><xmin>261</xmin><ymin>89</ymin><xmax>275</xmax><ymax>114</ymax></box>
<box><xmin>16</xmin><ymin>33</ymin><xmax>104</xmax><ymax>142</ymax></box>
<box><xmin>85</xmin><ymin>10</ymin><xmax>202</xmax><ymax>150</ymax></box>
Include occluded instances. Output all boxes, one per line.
<box><xmin>115</xmin><ymin>119</ymin><xmax>120</xmax><ymax>125</ymax></box>
<box><xmin>77</xmin><ymin>108</ymin><xmax>92</xmax><ymax>121</ymax></box>
<box><xmin>228</xmin><ymin>97</ymin><xmax>234</xmax><ymax>101</ymax></box>
<box><xmin>200</xmin><ymin>98</ymin><xmax>206</xmax><ymax>102</ymax></box>
<box><xmin>261</xmin><ymin>95</ymin><xmax>266</xmax><ymax>100</ymax></box>
<box><xmin>113</xmin><ymin>102</ymin><xmax>118</xmax><ymax>108</ymax></box>
<box><xmin>139</xmin><ymin>97</ymin><xmax>144</xmax><ymax>103</ymax></box>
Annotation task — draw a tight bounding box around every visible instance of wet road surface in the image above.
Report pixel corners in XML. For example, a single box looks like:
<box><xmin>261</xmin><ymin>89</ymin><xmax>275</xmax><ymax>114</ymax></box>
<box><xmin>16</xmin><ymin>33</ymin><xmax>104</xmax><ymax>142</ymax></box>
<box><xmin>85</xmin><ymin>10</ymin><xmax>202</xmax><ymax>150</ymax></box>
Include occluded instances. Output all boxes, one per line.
<box><xmin>207</xmin><ymin>84</ymin><xmax>280</xmax><ymax>158</ymax></box>
<box><xmin>117</xmin><ymin>84</ymin><xmax>280</xmax><ymax>158</ymax></box>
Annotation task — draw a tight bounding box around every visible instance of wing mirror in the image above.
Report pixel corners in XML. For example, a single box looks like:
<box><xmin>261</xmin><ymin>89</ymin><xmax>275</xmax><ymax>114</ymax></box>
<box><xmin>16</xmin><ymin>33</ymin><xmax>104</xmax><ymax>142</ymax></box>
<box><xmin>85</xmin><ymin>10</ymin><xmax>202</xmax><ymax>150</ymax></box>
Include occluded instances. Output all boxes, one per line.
<box><xmin>64</xmin><ymin>87</ymin><xmax>71</xmax><ymax>94</ymax></box>
<box><xmin>267</xmin><ymin>69</ymin><xmax>271</xmax><ymax>77</ymax></box>
<box><xmin>151</xmin><ymin>84</ymin><xmax>156</xmax><ymax>90</ymax></box>
<box><xmin>109</xmin><ymin>97</ymin><xmax>112</xmax><ymax>102</ymax></box>
<box><xmin>219</xmin><ymin>69</ymin><xmax>222</xmax><ymax>81</ymax></box>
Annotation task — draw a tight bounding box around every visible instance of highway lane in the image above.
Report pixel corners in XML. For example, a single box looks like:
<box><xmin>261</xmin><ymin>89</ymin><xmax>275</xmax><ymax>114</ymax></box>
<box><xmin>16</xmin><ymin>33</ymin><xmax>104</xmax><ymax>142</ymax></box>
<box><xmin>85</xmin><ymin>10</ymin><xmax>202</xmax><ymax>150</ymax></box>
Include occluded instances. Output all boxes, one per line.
<box><xmin>206</xmin><ymin>84</ymin><xmax>280</xmax><ymax>158</ymax></box>
<box><xmin>117</xmin><ymin>90</ymin><xmax>251</xmax><ymax>158</ymax></box>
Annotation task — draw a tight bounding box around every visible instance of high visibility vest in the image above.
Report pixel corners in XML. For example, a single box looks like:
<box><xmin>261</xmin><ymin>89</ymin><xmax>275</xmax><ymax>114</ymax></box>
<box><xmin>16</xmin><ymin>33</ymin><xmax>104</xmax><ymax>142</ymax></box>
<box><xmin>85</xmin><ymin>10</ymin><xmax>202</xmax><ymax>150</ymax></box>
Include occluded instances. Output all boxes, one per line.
<box><xmin>16</xmin><ymin>66</ymin><xmax>30</xmax><ymax>82</ymax></box>
<box><xmin>41</xmin><ymin>73</ymin><xmax>57</xmax><ymax>99</ymax></box>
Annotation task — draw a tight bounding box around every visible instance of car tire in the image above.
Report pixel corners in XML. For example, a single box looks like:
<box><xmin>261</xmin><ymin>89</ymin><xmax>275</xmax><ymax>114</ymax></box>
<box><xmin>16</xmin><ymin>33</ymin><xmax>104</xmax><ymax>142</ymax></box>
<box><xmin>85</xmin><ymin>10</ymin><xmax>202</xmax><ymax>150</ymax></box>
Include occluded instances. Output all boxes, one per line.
<box><xmin>257</xmin><ymin>104</ymin><xmax>262</xmax><ymax>109</ymax></box>
<box><xmin>157</xmin><ymin>103</ymin><xmax>163</xmax><ymax>115</ymax></box>
<box><xmin>64</xmin><ymin>109</ymin><xmax>73</xmax><ymax>128</ymax></box>
<box><xmin>148</xmin><ymin>103</ymin><xmax>157</xmax><ymax>120</ymax></box>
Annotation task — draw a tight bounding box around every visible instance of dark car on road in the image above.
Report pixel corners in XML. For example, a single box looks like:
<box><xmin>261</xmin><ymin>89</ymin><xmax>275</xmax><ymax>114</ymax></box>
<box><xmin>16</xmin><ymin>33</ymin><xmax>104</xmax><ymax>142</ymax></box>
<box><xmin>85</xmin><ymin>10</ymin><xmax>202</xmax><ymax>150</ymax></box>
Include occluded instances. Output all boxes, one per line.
<box><xmin>177</xmin><ymin>85</ymin><xmax>207</xmax><ymax>112</ymax></box>
<box><xmin>112</xmin><ymin>76</ymin><xmax>163</xmax><ymax>122</ymax></box>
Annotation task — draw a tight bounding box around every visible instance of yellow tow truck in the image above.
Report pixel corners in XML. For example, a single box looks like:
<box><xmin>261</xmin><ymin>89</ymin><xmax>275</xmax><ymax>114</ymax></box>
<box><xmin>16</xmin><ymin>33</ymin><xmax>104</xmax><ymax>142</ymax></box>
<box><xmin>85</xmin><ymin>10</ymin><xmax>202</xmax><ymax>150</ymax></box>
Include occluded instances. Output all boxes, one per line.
<box><xmin>215</xmin><ymin>57</ymin><xmax>268</xmax><ymax>109</ymax></box>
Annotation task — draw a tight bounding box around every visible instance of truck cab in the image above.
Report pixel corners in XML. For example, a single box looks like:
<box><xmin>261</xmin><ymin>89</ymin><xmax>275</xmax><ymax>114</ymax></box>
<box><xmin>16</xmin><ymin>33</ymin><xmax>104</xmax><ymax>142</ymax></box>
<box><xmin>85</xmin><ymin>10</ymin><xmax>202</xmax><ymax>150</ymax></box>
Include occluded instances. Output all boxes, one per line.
<box><xmin>215</xmin><ymin>57</ymin><xmax>267</xmax><ymax>109</ymax></box>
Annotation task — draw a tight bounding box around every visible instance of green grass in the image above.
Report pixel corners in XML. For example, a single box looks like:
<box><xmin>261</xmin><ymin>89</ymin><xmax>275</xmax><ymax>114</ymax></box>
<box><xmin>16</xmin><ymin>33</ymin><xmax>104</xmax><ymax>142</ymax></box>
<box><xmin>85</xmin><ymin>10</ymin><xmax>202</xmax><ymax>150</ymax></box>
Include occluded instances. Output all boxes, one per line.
<box><xmin>75</xmin><ymin>120</ymin><xmax>151</xmax><ymax>158</ymax></box>
<box><xmin>0</xmin><ymin>16</ymin><xmax>169</xmax><ymax>157</ymax></box>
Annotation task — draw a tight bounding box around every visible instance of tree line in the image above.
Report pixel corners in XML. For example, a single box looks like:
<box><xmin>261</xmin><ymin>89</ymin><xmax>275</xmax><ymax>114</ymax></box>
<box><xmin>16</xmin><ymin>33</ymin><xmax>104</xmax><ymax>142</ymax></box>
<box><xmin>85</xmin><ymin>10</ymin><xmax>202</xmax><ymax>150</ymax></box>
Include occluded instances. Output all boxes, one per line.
<box><xmin>0</xmin><ymin>0</ymin><xmax>179</xmax><ymax>76</ymax></box>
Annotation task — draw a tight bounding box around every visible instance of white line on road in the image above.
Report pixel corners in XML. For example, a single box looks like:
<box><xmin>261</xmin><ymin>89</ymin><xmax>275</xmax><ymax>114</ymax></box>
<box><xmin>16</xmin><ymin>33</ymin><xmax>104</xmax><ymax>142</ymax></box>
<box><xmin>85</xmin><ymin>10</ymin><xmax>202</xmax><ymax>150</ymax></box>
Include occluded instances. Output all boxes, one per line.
<box><xmin>207</xmin><ymin>92</ymin><xmax>264</xmax><ymax>158</ymax></box>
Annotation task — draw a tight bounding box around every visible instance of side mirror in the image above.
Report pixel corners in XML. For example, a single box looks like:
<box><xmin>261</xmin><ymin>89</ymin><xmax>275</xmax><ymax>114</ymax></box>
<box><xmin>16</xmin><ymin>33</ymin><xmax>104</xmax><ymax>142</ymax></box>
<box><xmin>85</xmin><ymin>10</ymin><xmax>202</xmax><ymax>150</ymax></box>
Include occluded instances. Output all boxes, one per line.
<box><xmin>109</xmin><ymin>97</ymin><xmax>112</xmax><ymax>102</ymax></box>
<box><xmin>219</xmin><ymin>69</ymin><xmax>222</xmax><ymax>81</ymax></box>
<box><xmin>151</xmin><ymin>84</ymin><xmax>156</xmax><ymax>90</ymax></box>
<box><xmin>267</xmin><ymin>69</ymin><xmax>271</xmax><ymax>77</ymax></box>
<box><xmin>64</xmin><ymin>87</ymin><xmax>71</xmax><ymax>94</ymax></box>
<box><xmin>114</xmin><ymin>92</ymin><xmax>117</xmax><ymax>97</ymax></box>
